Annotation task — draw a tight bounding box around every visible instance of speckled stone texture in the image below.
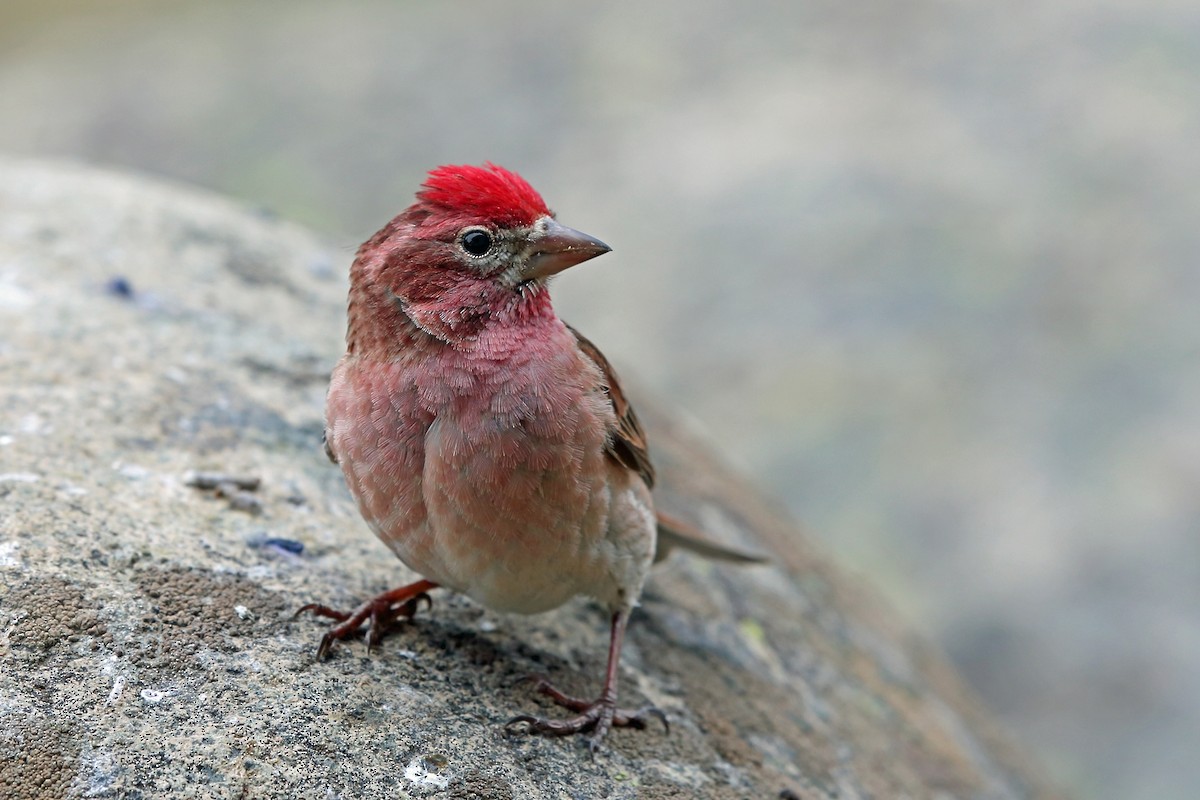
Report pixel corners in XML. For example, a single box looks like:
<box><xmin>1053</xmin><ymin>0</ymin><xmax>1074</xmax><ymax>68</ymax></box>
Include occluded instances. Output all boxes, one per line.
<box><xmin>0</xmin><ymin>158</ymin><xmax>1063</xmax><ymax>800</ymax></box>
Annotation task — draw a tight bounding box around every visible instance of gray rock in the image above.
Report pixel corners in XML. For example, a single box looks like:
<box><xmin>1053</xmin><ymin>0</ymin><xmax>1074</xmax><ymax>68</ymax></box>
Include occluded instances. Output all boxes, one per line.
<box><xmin>0</xmin><ymin>158</ymin><xmax>1062</xmax><ymax>799</ymax></box>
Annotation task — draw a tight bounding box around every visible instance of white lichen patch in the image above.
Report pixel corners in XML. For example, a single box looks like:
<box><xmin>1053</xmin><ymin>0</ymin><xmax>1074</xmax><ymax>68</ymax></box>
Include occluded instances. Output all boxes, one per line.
<box><xmin>0</xmin><ymin>539</ymin><xmax>22</xmax><ymax>568</ymax></box>
<box><xmin>404</xmin><ymin>755</ymin><xmax>451</xmax><ymax>792</ymax></box>
<box><xmin>139</xmin><ymin>688</ymin><xmax>177</xmax><ymax>705</ymax></box>
<box><xmin>107</xmin><ymin>675</ymin><xmax>126</xmax><ymax>705</ymax></box>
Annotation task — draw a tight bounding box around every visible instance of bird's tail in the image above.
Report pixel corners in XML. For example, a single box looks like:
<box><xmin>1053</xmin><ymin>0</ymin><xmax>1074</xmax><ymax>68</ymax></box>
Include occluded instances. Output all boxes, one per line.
<box><xmin>654</xmin><ymin>511</ymin><xmax>768</xmax><ymax>565</ymax></box>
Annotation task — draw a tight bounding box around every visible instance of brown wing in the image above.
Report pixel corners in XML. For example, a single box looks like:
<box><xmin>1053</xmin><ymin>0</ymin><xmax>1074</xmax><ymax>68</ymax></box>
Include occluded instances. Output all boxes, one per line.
<box><xmin>569</xmin><ymin>326</ymin><xmax>769</xmax><ymax>565</ymax></box>
<box><xmin>567</xmin><ymin>325</ymin><xmax>655</xmax><ymax>489</ymax></box>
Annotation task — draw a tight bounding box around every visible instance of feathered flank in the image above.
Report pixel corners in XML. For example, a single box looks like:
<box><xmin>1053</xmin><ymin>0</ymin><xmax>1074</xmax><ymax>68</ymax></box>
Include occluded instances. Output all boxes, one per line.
<box><xmin>417</xmin><ymin>162</ymin><xmax>551</xmax><ymax>227</ymax></box>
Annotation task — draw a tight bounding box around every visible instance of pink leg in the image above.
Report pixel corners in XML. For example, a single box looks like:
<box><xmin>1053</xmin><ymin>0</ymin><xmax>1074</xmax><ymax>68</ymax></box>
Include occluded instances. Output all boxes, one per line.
<box><xmin>294</xmin><ymin>579</ymin><xmax>438</xmax><ymax>659</ymax></box>
<box><xmin>506</xmin><ymin>610</ymin><xmax>667</xmax><ymax>751</ymax></box>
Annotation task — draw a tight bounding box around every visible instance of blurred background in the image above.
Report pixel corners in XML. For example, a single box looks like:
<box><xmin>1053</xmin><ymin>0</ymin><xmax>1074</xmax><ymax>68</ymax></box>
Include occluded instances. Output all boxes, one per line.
<box><xmin>3</xmin><ymin>1</ymin><xmax>1197</xmax><ymax>797</ymax></box>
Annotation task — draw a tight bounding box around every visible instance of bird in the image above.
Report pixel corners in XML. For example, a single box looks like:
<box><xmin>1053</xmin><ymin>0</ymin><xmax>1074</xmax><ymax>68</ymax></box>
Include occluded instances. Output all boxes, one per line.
<box><xmin>299</xmin><ymin>162</ymin><xmax>762</xmax><ymax>749</ymax></box>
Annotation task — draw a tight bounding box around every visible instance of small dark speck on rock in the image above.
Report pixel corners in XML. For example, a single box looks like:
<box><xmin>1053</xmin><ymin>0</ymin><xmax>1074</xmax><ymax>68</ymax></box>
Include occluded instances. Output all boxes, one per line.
<box><xmin>104</xmin><ymin>275</ymin><xmax>134</xmax><ymax>299</ymax></box>
<box><xmin>185</xmin><ymin>472</ymin><xmax>261</xmax><ymax>492</ymax></box>
<box><xmin>185</xmin><ymin>471</ymin><xmax>264</xmax><ymax>515</ymax></box>
<box><xmin>247</xmin><ymin>535</ymin><xmax>305</xmax><ymax>556</ymax></box>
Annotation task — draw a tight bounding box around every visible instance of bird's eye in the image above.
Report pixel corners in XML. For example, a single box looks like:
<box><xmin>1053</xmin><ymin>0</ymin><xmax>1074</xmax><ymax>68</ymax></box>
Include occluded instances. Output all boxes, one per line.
<box><xmin>459</xmin><ymin>229</ymin><xmax>493</xmax><ymax>257</ymax></box>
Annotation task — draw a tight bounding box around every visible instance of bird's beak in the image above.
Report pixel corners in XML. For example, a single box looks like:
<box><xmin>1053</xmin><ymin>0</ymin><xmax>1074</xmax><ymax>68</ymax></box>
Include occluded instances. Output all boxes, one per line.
<box><xmin>521</xmin><ymin>218</ymin><xmax>611</xmax><ymax>281</ymax></box>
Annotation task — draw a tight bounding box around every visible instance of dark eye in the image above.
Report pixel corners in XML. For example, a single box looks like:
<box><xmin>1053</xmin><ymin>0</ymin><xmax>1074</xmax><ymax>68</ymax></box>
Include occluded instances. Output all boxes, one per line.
<box><xmin>459</xmin><ymin>229</ymin><xmax>493</xmax><ymax>257</ymax></box>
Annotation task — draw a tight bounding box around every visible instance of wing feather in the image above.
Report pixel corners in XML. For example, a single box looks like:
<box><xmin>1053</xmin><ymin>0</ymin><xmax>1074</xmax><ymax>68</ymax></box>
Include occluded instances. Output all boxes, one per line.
<box><xmin>567</xmin><ymin>326</ymin><xmax>768</xmax><ymax>564</ymax></box>
<box><xmin>566</xmin><ymin>325</ymin><xmax>655</xmax><ymax>489</ymax></box>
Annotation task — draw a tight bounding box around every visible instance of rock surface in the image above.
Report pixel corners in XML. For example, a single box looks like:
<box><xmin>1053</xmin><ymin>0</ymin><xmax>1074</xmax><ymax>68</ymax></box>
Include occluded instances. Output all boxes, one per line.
<box><xmin>0</xmin><ymin>159</ymin><xmax>1062</xmax><ymax>799</ymax></box>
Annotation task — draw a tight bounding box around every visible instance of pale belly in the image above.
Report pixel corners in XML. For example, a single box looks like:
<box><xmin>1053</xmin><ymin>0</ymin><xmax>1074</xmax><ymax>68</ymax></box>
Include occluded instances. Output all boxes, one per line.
<box><xmin>327</xmin><ymin>360</ymin><xmax>655</xmax><ymax>615</ymax></box>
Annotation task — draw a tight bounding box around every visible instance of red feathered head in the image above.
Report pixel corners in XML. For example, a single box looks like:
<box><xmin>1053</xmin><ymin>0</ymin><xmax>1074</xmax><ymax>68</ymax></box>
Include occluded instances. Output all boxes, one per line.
<box><xmin>417</xmin><ymin>163</ymin><xmax>551</xmax><ymax>227</ymax></box>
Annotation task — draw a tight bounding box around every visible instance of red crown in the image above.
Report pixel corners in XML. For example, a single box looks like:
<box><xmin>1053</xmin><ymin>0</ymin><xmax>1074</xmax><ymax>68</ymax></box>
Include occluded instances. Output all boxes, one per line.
<box><xmin>417</xmin><ymin>162</ymin><xmax>551</xmax><ymax>227</ymax></box>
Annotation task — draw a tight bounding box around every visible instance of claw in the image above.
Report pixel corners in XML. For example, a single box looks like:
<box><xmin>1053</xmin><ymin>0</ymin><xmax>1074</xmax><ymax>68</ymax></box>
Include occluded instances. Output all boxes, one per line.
<box><xmin>507</xmin><ymin>673</ymin><xmax>549</xmax><ymax>690</ymax></box>
<box><xmin>294</xmin><ymin>579</ymin><xmax>438</xmax><ymax>659</ymax></box>
<box><xmin>315</xmin><ymin>631</ymin><xmax>339</xmax><ymax>661</ymax></box>
<box><xmin>647</xmin><ymin>706</ymin><xmax>670</xmax><ymax>734</ymax></box>
<box><xmin>504</xmin><ymin>714</ymin><xmax>539</xmax><ymax>734</ymax></box>
<box><xmin>622</xmin><ymin>705</ymin><xmax>669</xmax><ymax>734</ymax></box>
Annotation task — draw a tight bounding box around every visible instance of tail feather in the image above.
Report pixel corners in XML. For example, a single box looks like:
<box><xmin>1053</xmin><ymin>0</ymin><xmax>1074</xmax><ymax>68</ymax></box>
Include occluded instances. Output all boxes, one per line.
<box><xmin>654</xmin><ymin>511</ymin><xmax>768</xmax><ymax>565</ymax></box>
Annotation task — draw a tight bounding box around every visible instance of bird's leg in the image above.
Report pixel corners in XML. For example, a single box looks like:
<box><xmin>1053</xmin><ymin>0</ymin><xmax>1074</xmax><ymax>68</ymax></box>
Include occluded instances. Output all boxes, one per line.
<box><xmin>294</xmin><ymin>579</ymin><xmax>438</xmax><ymax>659</ymax></box>
<box><xmin>506</xmin><ymin>610</ymin><xmax>667</xmax><ymax>750</ymax></box>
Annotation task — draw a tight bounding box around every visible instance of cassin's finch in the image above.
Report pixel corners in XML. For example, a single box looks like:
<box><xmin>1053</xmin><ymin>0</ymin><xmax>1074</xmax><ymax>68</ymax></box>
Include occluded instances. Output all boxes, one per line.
<box><xmin>300</xmin><ymin>163</ymin><xmax>759</xmax><ymax>748</ymax></box>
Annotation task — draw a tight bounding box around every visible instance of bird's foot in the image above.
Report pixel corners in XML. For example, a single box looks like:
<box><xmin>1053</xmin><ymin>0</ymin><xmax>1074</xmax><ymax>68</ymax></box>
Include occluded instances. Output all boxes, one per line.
<box><xmin>293</xmin><ymin>579</ymin><xmax>437</xmax><ymax>659</ymax></box>
<box><xmin>505</xmin><ymin>676</ymin><xmax>668</xmax><ymax>752</ymax></box>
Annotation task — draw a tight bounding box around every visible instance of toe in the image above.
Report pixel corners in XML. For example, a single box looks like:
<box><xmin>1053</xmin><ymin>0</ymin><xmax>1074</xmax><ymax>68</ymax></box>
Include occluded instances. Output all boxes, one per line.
<box><xmin>606</xmin><ymin>704</ymin><xmax>668</xmax><ymax>732</ymax></box>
